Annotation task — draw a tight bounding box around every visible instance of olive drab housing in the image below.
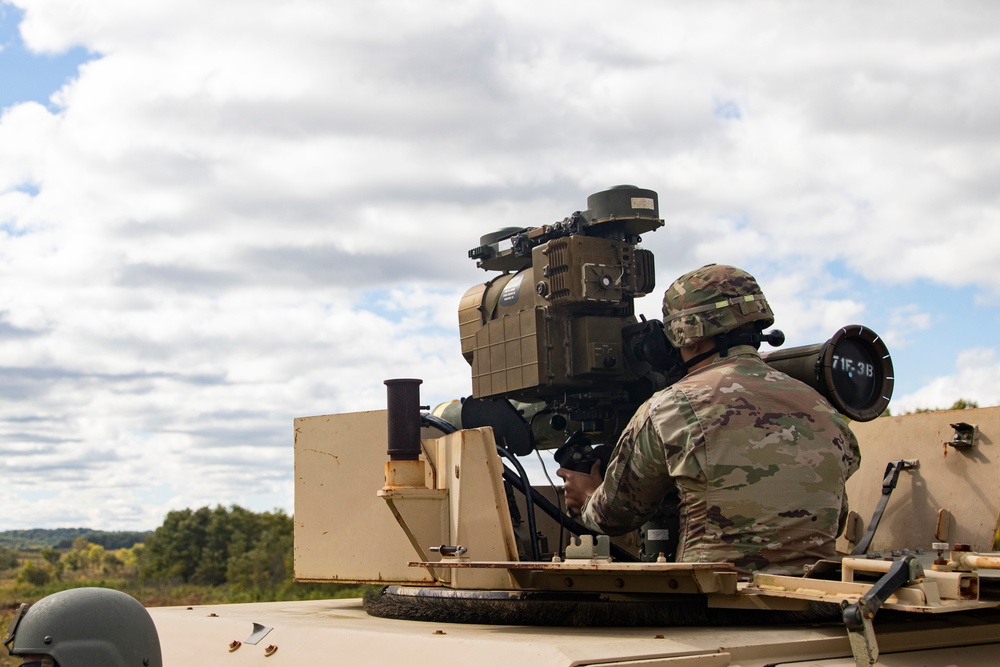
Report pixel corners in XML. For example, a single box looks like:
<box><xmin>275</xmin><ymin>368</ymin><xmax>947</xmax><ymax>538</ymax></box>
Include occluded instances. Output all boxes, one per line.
<box><xmin>661</xmin><ymin>263</ymin><xmax>776</xmax><ymax>349</ymax></box>
<box><xmin>459</xmin><ymin>187</ymin><xmax>661</xmax><ymax>399</ymax></box>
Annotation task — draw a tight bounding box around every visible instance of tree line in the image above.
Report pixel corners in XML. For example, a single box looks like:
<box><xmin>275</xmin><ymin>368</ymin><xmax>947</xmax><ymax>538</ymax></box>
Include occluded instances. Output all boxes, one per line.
<box><xmin>1</xmin><ymin>505</ymin><xmax>320</xmax><ymax>600</ymax></box>
<box><xmin>141</xmin><ymin>505</ymin><xmax>293</xmax><ymax>591</ymax></box>
<box><xmin>0</xmin><ymin>528</ymin><xmax>151</xmax><ymax>551</ymax></box>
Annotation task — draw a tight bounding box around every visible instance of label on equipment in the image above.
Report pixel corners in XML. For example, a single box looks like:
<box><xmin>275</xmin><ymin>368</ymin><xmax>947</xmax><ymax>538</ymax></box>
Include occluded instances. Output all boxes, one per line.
<box><xmin>646</xmin><ymin>529</ymin><xmax>671</xmax><ymax>541</ymax></box>
<box><xmin>499</xmin><ymin>273</ymin><xmax>524</xmax><ymax>307</ymax></box>
<box><xmin>631</xmin><ymin>197</ymin><xmax>655</xmax><ymax>210</ymax></box>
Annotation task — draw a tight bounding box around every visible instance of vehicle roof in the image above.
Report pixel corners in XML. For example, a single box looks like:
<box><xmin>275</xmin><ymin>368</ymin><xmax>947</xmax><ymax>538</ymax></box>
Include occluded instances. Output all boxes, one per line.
<box><xmin>147</xmin><ymin>597</ymin><xmax>1000</xmax><ymax>666</ymax></box>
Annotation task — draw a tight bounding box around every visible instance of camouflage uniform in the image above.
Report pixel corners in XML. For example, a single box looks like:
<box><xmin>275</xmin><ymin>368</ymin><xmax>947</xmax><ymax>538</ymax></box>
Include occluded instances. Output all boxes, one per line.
<box><xmin>580</xmin><ymin>264</ymin><xmax>861</xmax><ymax>574</ymax></box>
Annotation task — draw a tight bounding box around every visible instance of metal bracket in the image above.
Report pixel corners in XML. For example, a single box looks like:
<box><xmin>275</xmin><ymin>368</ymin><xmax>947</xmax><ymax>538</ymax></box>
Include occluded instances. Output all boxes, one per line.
<box><xmin>947</xmin><ymin>422</ymin><xmax>977</xmax><ymax>448</ymax></box>
<box><xmin>565</xmin><ymin>534</ymin><xmax>611</xmax><ymax>560</ymax></box>
<box><xmin>842</xmin><ymin>555</ymin><xmax>919</xmax><ymax>667</ymax></box>
<box><xmin>845</xmin><ymin>609</ymin><xmax>878</xmax><ymax>667</ymax></box>
<box><xmin>1</xmin><ymin>603</ymin><xmax>27</xmax><ymax>650</ymax></box>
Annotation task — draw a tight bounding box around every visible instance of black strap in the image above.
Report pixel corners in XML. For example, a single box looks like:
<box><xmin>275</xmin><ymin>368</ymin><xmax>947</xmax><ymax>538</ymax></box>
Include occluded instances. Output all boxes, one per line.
<box><xmin>850</xmin><ymin>460</ymin><xmax>917</xmax><ymax>556</ymax></box>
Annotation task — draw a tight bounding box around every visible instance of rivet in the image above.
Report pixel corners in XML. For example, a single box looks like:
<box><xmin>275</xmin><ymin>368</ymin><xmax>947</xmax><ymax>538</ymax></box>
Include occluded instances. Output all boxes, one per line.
<box><xmin>44</xmin><ymin>636</ymin><xmax>52</xmax><ymax>645</ymax></box>
<box><xmin>264</xmin><ymin>644</ymin><xmax>278</xmax><ymax>656</ymax></box>
<box><xmin>433</xmin><ymin>630</ymin><xmax>446</xmax><ymax>635</ymax></box>
<box><xmin>667</xmin><ymin>579</ymin><xmax>678</xmax><ymax>590</ymax></box>
<box><xmin>208</xmin><ymin>613</ymin><xmax>219</xmax><ymax>617</ymax></box>
<box><xmin>229</xmin><ymin>640</ymin><xmax>241</xmax><ymax>652</ymax></box>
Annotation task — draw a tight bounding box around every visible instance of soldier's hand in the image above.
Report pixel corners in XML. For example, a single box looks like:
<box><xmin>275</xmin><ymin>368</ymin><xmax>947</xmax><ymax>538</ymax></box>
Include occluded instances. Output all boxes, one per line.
<box><xmin>556</xmin><ymin>460</ymin><xmax>602</xmax><ymax>517</ymax></box>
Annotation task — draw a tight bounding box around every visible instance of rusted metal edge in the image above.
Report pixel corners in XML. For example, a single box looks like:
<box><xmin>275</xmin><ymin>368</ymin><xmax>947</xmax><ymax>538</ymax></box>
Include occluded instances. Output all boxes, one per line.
<box><xmin>407</xmin><ymin>560</ymin><xmax>735</xmax><ymax>571</ymax></box>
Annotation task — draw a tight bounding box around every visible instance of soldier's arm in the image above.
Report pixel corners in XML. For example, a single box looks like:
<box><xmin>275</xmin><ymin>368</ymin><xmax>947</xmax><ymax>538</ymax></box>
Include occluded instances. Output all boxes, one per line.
<box><xmin>580</xmin><ymin>407</ymin><xmax>676</xmax><ymax>535</ymax></box>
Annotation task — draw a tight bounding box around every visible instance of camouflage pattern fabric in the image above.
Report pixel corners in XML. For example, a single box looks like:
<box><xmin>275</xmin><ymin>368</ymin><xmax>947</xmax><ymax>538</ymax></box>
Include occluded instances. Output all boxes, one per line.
<box><xmin>662</xmin><ymin>264</ymin><xmax>775</xmax><ymax>348</ymax></box>
<box><xmin>580</xmin><ymin>346</ymin><xmax>860</xmax><ymax>575</ymax></box>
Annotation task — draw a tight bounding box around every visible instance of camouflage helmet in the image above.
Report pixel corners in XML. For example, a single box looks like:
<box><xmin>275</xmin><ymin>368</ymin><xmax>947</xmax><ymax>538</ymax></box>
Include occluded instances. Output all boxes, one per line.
<box><xmin>661</xmin><ymin>264</ymin><xmax>774</xmax><ymax>348</ymax></box>
<box><xmin>3</xmin><ymin>588</ymin><xmax>162</xmax><ymax>667</ymax></box>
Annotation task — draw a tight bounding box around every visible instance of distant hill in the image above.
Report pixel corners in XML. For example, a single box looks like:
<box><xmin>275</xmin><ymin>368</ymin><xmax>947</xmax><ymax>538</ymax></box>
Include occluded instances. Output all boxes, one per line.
<box><xmin>0</xmin><ymin>528</ymin><xmax>152</xmax><ymax>550</ymax></box>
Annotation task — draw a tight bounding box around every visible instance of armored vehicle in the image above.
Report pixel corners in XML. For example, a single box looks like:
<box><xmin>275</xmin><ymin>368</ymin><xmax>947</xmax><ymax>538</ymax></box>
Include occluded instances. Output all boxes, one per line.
<box><xmin>145</xmin><ymin>187</ymin><xmax>1000</xmax><ymax>666</ymax></box>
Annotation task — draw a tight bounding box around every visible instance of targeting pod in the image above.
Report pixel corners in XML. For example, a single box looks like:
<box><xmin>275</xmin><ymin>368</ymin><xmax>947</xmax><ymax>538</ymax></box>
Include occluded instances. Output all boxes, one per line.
<box><xmin>763</xmin><ymin>325</ymin><xmax>893</xmax><ymax>422</ymax></box>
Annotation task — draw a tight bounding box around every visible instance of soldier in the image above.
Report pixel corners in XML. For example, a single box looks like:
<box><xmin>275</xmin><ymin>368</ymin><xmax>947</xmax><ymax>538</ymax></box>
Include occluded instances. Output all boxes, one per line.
<box><xmin>558</xmin><ymin>264</ymin><xmax>860</xmax><ymax>574</ymax></box>
<box><xmin>3</xmin><ymin>587</ymin><xmax>162</xmax><ymax>667</ymax></box>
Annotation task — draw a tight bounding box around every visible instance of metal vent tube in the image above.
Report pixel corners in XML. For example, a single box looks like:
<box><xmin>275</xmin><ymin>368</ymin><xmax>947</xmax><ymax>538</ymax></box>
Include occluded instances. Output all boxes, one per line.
<box><xmin>384</xmin><ymin>378</ymin><xmax>423</xmax><ymax>460</ymax></box>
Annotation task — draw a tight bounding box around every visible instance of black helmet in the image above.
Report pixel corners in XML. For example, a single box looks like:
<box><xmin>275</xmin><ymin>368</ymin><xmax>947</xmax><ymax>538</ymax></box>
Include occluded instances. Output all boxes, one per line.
<box><xmin>3</xmin><ymin>588</ymin><xmax>162</xmax><ymax>667</ymax></box>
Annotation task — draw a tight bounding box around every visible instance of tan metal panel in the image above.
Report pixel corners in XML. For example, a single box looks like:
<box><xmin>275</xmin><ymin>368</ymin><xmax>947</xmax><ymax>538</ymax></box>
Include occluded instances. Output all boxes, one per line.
<box><xmin>838</xmin><ymin>406</ymin><xmax>1000</xmax><ymax>554</ymax></box>
<box><xmin>437</xmin><ymin>427</ymin><xmax>519</xmax><ymax>589</ymax></box>
<box><xmin>293</xmin><ymin>410</ymin><xmax>436</xmax><ymax>584</ymax></box>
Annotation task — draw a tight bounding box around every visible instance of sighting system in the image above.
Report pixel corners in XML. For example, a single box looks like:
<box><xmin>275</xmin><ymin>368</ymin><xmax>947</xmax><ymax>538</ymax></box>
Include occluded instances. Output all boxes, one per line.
<box><xmin>455</xmin><ymin>185</ymin><xmax>894</xmax><ymax>463</ymax></box>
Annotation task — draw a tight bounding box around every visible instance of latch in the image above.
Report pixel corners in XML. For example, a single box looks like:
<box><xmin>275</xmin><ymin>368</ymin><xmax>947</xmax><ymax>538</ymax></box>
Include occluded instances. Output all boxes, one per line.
<box><xmin>947</xmin><ymin>422</ymin><xmax>977</xmax><ymax>449</ymax></box>
<box><xmin>430</xmin><ymin>544</ymin><xmax>468</xmax><ymax>559</ymax></box>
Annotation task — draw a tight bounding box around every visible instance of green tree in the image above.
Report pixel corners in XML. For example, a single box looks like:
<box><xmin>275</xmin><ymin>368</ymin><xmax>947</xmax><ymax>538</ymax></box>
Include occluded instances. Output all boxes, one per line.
<box><xmin>0</xmin><ymin>546</ymin><xmax>18</xmax><ymax>570</ymax></box>
<box><xmin>40</xmin><ymin>546</ymin><xmax>61</xmax><ymax>566</ymax></box>
<box><xmin>139</xmin><ymin>505</ymin><xmax>298</xmax><ymax>594</ymax></box>
<box><xmin>101</xmin><ymin>551</ymin><xmax>123</xmax><ymax>574</ymax></box>
<box><xmin>16</xmin><ymin>560</ymin><xmax>51</xmax><ymax>587</ymax></box>
<box><xmin>141</xmin><ymin>507</ymin><xmax>211</xmax><ymax>582</ymax></box>
<box><xmin>85</xmin><ymin>543</ymin><xmax>107</xmax><ymax>571</ymax></box>
<box><xmin>913</xmin><ymin>398</ymin><xmax>980</xmax><ymax>414</ymax></box>
<box><xmin>63</xmin><ymin>549</ymin><xmax>83</xmax><ymax>571</ymax></box>
<box><xmin>226</xmin><ymin>511</ymin><xmax>294</xmax><ymax>595</ymax></box>
<box><xmin>192</xmin><ymin>505</ymin><xmax>240</xmax><ymax>585</ymax></box>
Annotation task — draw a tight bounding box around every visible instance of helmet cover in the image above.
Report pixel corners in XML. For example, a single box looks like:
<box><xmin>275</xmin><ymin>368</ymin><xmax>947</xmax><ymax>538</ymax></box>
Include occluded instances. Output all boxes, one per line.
<box><xmin>661</xmin><ymin>264</ymin><xmax>774</xmax><ymax>348</ymax></box>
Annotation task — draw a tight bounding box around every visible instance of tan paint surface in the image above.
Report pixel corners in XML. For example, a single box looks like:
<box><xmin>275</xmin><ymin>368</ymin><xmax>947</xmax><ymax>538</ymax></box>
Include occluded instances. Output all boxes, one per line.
<box><xmin>295</xmin><ymin>413</ymin><xmax>519</xmax><ymax>586</ymax></box>
<box><xmin>838</xmin><ymin>406</ymin><xmax>1000</xmax><ymax>554</ymax></box>
<box><xmin>294</xmin><ymin>410</ymin><xmax>436</xmax><ymax>584</ymax></box>
<box><xmin>147</xmin><ymin>597</ymin><xmax>1000</xmax><ymax>667</ymax></box>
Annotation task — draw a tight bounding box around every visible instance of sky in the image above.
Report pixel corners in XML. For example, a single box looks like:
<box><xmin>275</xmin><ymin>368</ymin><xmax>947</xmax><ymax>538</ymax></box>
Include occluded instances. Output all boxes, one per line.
<box><xmin>1</xmin><ymin>0</ymin><xmax>998</xmax><ymax>531</ymax></box>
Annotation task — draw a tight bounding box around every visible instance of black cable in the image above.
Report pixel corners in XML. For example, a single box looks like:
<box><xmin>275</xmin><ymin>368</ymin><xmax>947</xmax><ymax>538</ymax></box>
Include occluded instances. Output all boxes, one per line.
<box><xmin>527</xmin><ymin>408</ymin><xmax>568</xmax><ymax>556</ymax></box>
<box><xmin>420</xmin><ymin>413</ymin><xmax>457</xmax><ymax>434</ymax></box>
<box><xmin>495</xmin><ymin>446</ymin><xmax>541</xmax><ymax>562</ymax></box>
<box><xmin>502</xmin><ymin>468</ymin><xmax>638</xmax><ymax>563</ymax></box>
<box><xmin>534</xmin><ymin>447</ymin><xmax>566</xmax><ymax>559</ymax></box>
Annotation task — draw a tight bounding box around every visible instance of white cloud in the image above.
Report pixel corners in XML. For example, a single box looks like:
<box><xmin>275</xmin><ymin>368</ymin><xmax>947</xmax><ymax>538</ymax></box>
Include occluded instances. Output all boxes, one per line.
<box><xmin>1</xmin><ymin>0</ymin><xmax>999</xmax><ymax>528</ymax></box>
<box><xmin>891</xmin><ymin>348</ymin><xmax>1000</xmax><ymax>413</ymax></box>
<box><xmin>881</xmin><ymin>304</ymin><xmax>933</xmax><ymax>350</ymax></box>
